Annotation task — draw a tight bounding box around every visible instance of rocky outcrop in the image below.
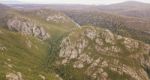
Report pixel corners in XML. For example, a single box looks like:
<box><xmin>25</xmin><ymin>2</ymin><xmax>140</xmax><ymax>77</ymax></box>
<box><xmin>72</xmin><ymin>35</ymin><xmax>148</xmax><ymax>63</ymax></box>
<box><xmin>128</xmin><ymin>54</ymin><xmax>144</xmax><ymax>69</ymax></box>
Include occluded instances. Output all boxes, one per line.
<box><xmin>39</xmin><ymin>74</ymin><xmax>46</xmax><ymax>80</ymax></box>
<box><xmin>46</xmin><ymin>15</ymin><xmax>66</xmax><ymax>23</ymax></box>
<box><xmin>57</xmin><ymin>26</ymin><xmax>150</xmax><ymax>80</ymax></box>
<box><xmin>36</xmin><ymin>9</ymin><xmax>69</xmax><ymax>23</ymax></box>
<box><xmin>7</xmin><ymin>16</ymin><xmax>50</xmax><ymax>40</ymax></box>
<box><xmin>0</xmin><ymin>44</ymin><xmax>7</xmax><ymax>55</ymax></box>
<box><xmin>6</xmin><ymin>72</ymin><xmax>23</xmax><ymax>80</ymax></box>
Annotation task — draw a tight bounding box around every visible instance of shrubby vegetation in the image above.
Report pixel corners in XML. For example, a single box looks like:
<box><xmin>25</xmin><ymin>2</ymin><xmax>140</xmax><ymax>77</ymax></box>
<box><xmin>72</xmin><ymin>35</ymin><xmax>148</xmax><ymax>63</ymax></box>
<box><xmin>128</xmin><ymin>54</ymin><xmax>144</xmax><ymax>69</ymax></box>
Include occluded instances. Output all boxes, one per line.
<box><xmin>64</xmin><ymin>11</ymin><xmax>150</xmax><ymax>44</ymax></box>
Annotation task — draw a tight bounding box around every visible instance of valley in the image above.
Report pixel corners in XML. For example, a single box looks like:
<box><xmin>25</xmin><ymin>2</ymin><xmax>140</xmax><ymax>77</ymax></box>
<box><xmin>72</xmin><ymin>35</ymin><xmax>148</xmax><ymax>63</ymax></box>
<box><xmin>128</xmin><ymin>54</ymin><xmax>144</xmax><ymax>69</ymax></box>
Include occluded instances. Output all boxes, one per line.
<box><xmin>0</xmin><ymin>1</ymin><xmax>150</xmax><ymax>80</ymax></box>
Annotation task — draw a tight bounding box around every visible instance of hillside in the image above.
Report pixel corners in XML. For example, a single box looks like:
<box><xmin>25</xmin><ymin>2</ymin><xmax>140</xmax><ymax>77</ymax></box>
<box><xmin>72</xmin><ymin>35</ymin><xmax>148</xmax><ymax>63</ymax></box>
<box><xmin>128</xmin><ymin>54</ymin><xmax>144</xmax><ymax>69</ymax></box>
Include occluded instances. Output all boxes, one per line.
<box><xmin>11</xmin><ymin>1</ymin><xmax>150</xmax><ymax>20</ymax></box>
<box><xmin>0</xmin><ymin>4</ymin><xmax>13</xmax><ymax>26</ymax></box>
<box><xmin>0</xmin><ymin>2</ymin><xmax>150</xmax><ymax>80</ymax></box>
<box><xmin>55</xmin><ymin>26</ymin><xmax>150</xmax><ymax>80</ymax></box>
<box><xmin>8</xmin><ymin>1</ymin><xmax>150</xmax><ymax>20</ymax></box>
<box><xmin>99</xmin><ymin>1</ymin><xmax>150</xmax><ymax>12</ymax></box>
<box><xmin>0</xmin><ymin>27</ymin><xmax>60</xmax><ymax>80</ymax></box>
<box><xmin>63</xmin><ymin>11</ymin><xmax>150</xmax><ymax>44</ymax></box>
<box><xmin>0</xmin><ymin>4</ymin><xmax>77</xmax><ymax>80</ymax></box>
<box><xmin>0</xmin><ymin>5</ymin><xmax>78</xmax><ymax>37</ymax></box>
<box><xmin>98</xmin><ymin>1</ymin><xmax>150</xmax><ymax>20</ymax></box>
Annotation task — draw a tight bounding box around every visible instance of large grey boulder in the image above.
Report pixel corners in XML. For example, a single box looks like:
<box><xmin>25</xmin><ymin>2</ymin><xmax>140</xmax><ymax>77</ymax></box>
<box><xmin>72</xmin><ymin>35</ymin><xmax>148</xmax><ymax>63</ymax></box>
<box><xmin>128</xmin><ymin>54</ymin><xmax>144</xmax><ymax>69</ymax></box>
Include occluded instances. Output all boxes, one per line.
<box><xmin>7</xmin><ymin>16</ymin><xmax>50</xmax><ymax>40</ymax></box>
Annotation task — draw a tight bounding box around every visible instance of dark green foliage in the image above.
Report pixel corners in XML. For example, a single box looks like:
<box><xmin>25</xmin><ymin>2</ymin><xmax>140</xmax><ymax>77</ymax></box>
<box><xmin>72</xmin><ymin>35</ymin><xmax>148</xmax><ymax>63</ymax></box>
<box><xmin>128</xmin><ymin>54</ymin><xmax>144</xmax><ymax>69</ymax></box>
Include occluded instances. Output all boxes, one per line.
<box><xmin>0</xmin><ymin>72</ymin><xmax>5</xmax><ymax>80</ymax></box>
<box><xmin>106</xmin><ymin>69</ymin><xmax>134</xmax><ymax>80</ymax></box>
<box><xmin>55</xmin><ymin>64</ymin><xmax>92</xmax><ymax>80</ymax></box>
<box><xmin>64</xmin><ymin>11</ymin><xmax>150</xmax><ymax>44</ymax></box>
<box><xmin>44</xmin><ymin>32</ymin><xmax>69</xmax><ymax>71</ymax></box>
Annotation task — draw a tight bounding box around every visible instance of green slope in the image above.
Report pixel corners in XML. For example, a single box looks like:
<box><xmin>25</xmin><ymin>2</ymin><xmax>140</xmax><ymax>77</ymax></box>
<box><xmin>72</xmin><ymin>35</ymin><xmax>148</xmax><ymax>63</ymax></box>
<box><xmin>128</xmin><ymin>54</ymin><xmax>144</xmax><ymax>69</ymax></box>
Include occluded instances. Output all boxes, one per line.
<box><xmin>55</xmin><ymin>26</ymin><xmax>150</xmax><ymax>80</ymax></box>
<box><xmin>0</xmin><ymin>27</ymin><xmax>60</xmax><ymax>80</ymax></box>
<box><xmin>0</xmin><ymin>5</ymin><xmax>77</xmax><ymax>80</ymax></box>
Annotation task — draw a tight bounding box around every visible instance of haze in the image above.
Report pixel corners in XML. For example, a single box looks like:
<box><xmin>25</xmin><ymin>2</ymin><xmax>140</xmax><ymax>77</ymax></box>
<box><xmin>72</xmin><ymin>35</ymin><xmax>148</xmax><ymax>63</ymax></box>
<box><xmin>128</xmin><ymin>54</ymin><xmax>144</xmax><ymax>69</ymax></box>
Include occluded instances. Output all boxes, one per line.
<box><xmin>1</xmin><ymin>0</ymin><xmax>150</xmax><ymax>4</ymax></box>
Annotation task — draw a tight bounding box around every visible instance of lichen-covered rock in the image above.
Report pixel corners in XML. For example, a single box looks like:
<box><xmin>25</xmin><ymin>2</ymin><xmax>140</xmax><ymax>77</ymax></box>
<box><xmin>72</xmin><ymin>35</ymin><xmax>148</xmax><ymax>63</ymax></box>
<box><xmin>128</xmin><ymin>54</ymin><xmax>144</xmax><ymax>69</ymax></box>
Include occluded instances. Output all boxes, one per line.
<box><xmin>95</xmin><ymin>38</ymin><xmax>104</xmax><ymax>46</ymax></box>
<box><xmin>39</xmin><ymin>74</ymin><xmax>46</xmax><ymax>80</ymax></box>
<box><xmin>46</xmin><ymin>15</ymin><xmax>66</xmax><ymax>23</ymax></box>
<box><xmin>57</xmin><ymin>26</ymin><xmax>150</xmax><ymax>80</ymax></box>
<box><xmin>102</xmin><ymin>29</ymin><xmax>115</xmax><ymax>44</ymax></box>
<box><xmin>73</xmin><ymin>54</ymin><xmax>93</xmax><ymax>68</ymax></box>
<box><xmin>6</xmin><ymin>72</ymin><xmax>23</xmax><ymax>80</ymax></box>
<box><xmin>7</xmin><ymin>16</ymin><xmax>50</xmax><ymax>40</ymax></box>
<box><xmin>36</xmin><ymin>9</ymin><xmax>71</xmax><ymax>24</ymax></box>
<box><xmin>84</xmin><ymin>28</ymin><xmax>96</xmax><ymax>40</ymax></box>
<box><xmin>0</xmin><ymin>44</ymin><xmax>7</xmax><ymax>51</ymax></box>
<box><xmin>59</xmin><ymin>36</ymin><xmax>89</xmax><ymax>64</ymax></box>
<box><xmin>123</xmin><ymin>37</ymin><xmax>139</xmax><ymax>51</ymax></box>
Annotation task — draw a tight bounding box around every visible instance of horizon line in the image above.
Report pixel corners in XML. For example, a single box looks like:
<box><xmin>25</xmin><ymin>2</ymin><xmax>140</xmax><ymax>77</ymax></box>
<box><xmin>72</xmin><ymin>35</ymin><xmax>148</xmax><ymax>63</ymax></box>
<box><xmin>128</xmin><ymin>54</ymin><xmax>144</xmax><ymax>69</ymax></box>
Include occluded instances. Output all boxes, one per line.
<box><xmin>1</xmin><ymin>0</ymin><xmax>150</xmax><ymax>5</ymax></box>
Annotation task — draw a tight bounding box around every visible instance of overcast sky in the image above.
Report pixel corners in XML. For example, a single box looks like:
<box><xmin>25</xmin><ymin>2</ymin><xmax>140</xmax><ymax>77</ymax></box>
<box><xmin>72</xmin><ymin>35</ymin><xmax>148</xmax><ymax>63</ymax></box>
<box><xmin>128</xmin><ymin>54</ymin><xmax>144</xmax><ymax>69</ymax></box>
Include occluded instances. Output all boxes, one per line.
<box><xmin>1</xmin><ymin>0</ymin><xmax>150</xmax><ymax>5</ymax></box>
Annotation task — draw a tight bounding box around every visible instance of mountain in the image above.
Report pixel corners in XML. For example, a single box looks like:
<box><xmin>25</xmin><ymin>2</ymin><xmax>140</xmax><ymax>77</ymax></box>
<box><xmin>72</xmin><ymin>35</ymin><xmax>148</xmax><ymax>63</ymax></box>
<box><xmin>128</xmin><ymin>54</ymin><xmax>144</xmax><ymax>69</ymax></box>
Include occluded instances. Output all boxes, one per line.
<box><xmin>0</xmin><ymin>4</ymin><xmax>10</xmax><ymax>9</ymax></box>
<box><xmin>0</xmin><ymin>2</ymin><xmax>150</xmax><ymax>80</ymax></box>
<box><xmin>9</xmin><ymin>1</ymin><xmax>150</xmax><ymax>20</ymax></box>
<box><xmin>63</xmin><ymin>10</ymin><xmax>150</xmax><ymax>44</ymax></box>
<box><xmin>55</xmin><ymin>26</ymin><xmax>150</xmax><ymax>80</ymax></box>
<box><xmin>12</xmin><ymin>1</ymin><xmax>150</xmax><ymax>43</ymax></box>
<box><xmin>98</xmin><ymin>1</ymin><xmax>150</xmax><ymax>20</ymax></box>
<box><xmin>99</xmin><ymin>1</ymin><xmax>150</xmax><ymax>11</ymax></box>
<box><xmin>0</xmin><ymin>0</ymin><xmax>23</xmax><ymax>4</ymax></box>
<box><xmin>0</xmin><ymin>4</ymin><xmax>77</xmax><ymax>80</ymax></box>
<box><xmin>0</xmin><ymin>3</ymin><xmax>13</xmax><ymax>13</ymax></box>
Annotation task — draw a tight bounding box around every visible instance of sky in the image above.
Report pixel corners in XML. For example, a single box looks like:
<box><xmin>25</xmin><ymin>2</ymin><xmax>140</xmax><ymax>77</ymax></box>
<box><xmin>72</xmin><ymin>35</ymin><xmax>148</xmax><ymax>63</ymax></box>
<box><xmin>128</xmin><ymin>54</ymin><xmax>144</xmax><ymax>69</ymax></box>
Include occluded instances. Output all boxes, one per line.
<box><xmin>1</xmin><ymin>0</ymin><xmax>150</xmax><ymax>5</ymax></box>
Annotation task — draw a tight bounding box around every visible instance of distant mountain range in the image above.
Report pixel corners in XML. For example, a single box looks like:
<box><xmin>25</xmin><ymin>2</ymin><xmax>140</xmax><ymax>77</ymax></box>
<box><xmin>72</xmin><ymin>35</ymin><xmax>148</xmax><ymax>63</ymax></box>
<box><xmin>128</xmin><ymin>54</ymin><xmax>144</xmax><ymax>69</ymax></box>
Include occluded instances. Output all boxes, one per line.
<box><xmin>0</xmin><ymin>0</ymin><xmax>23</xmax><ymax>4</ymax></box>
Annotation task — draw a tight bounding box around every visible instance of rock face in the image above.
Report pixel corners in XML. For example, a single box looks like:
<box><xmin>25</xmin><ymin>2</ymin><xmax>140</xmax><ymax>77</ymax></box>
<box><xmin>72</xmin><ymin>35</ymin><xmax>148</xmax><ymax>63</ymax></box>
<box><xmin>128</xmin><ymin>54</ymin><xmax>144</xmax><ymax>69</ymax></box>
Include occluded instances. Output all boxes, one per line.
<box><xmin>6</xmin><ymin>72</ymin><xmax>23</xmax><ymax>80</ymax></box>
<box><xmin>57</xmin><ymin>26</ymin><xmax>150</xmax><ymax>80</ymax></box>
<box><xmin>36</xmin><ymin>9</ymin><xmax>69</xmax><ymax>23</ymax></box>
<box><xmin>7</xmin><ymin>16</ymin><xmax>50</xmax><ymax>40</ymax></box>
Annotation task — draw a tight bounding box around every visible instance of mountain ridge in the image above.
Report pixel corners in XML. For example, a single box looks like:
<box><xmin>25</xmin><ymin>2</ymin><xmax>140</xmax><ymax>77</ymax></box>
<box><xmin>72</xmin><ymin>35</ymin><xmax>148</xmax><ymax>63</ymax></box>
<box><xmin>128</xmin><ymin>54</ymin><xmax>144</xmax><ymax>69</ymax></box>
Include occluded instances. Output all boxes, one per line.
<box><xmin>0</xmin><ymin>2</ymin><xmax>150</xmax><ymax>80</ymax></box>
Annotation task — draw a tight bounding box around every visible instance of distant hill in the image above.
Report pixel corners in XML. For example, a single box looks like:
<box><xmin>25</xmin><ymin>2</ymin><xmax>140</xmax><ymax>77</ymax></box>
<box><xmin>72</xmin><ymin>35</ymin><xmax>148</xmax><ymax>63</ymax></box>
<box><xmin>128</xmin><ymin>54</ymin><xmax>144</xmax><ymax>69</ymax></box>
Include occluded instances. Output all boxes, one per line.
<box><xmin>0</xmin><ymin>0</ymin><xmax>23</xmax><ymax>4</ymax></box>
<box><xmin>0</xmin><ymin>3</ymin><xmax>10</xmax><ymax>11</ymax></box>
<box><xmin>18</xmin><ymin>1</ymin><xmax>150</xmax><ymax>20</ymax></box>
<box><xmin>99</xmin><ymin>1</ymin><xmax>150</xmax><ymax>11</ymax></box>
<box><xmin>98</xmin><ymin>1</ymin><xmax>150</xmax><ymax>20</ymax></box>
<box><xmin>63</xmin><ymin>10</ymin><xmax>150</xmax><ymax>44</ymax></box>
<box><xmin>7</xmin><ymin>1</ymin><xmax>150</xmax><ymax>43</ymax></box>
